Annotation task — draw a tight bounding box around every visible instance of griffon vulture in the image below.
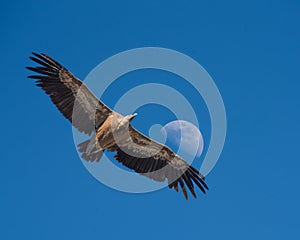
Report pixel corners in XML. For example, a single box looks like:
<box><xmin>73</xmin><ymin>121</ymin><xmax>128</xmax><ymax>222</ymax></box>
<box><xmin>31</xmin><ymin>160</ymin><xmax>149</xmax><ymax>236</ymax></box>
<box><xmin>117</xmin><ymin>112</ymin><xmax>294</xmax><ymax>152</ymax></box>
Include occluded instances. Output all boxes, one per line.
<box><xmin>26</xmin><ymin>53</ymin><xmax>208</xmax><ymax>200</ymax></box>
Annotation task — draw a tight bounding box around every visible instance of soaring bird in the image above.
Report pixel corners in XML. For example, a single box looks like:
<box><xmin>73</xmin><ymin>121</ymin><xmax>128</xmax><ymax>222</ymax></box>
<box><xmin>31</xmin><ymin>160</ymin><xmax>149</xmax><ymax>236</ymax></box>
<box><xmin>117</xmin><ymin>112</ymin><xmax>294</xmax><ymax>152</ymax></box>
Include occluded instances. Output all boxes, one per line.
<box><xmin>26</xmin><ymin>53</ymin><xmax>208</xmax><ymax>200</ymax></box>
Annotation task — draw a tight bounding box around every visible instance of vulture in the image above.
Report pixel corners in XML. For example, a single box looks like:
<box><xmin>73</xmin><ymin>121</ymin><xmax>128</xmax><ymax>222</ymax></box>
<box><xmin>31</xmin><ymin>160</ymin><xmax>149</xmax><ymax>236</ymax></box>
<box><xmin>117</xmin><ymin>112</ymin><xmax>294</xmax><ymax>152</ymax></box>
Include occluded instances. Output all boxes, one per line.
<box><xmin>26</xmin><ymin>52</ymin><xmax>208</xmax><ymax>200</ymax></box>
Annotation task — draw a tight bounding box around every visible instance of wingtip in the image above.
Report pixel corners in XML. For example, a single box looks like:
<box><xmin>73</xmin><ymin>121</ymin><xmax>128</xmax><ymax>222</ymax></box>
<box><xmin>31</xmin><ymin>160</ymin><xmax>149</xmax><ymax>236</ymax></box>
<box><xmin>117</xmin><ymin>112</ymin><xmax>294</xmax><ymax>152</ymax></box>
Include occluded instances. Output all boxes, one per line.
<box><xmin>31</xmin><ymin>52</ymin><xmax>47</xmax><ymax>59</ymax></box>
<box><xmin>184</xmin><ymin>192</ymin><xmax>188</xmax><ymax>201</ymax></box>
<box><xmin>31</xmin><ymin>52</ymin><xmax>40</xmax><ymax>58</ymax></box>
<box><xmin>191</xmin><ymin>192</ymin><xmax>197</xmax><ymax>199</ymax></box>
<box><xmin>25</xmin><ymin>66</ymin><xmax>34</xmax><ymax>71</ymax></box>
<box><xmin>203</xmin><ymin>182</ymin><xmax>209</xmax><ymax>191</ymax></box>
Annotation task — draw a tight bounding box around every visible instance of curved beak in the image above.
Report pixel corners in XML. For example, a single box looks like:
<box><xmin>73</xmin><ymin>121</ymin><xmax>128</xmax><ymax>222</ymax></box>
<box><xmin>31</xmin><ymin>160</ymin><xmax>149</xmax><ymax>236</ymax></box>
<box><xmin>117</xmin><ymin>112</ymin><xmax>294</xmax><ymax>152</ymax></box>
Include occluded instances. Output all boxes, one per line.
<box><xmin>130</xmin><ymin>113</ymin><xmax>138</xmax><ymax>120</ymax></box>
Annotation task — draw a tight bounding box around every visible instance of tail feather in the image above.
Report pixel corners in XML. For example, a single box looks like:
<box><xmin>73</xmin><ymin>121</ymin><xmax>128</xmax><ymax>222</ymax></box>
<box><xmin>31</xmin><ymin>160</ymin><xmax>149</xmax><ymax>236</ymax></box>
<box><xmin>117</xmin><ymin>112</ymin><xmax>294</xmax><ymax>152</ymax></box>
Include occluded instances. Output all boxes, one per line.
<box><xmin>78</xmin><ymin>137</ymin><xmax>104</xmax><ymax>162</ymax></box>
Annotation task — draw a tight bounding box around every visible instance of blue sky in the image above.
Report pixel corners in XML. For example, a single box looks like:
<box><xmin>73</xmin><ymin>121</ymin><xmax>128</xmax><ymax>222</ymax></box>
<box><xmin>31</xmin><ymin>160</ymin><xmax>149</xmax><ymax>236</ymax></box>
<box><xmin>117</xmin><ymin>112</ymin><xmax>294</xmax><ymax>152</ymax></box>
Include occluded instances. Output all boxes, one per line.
<box><xmin>1</xmin><ymin>0</ymin><xmax>300</xmax><ymax>239</ymax></box>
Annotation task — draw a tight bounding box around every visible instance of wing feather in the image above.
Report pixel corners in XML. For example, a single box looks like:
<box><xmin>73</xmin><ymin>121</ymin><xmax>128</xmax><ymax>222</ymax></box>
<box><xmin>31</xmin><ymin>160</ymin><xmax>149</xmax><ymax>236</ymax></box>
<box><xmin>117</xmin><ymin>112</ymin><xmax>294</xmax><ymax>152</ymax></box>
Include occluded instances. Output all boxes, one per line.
<box><xmin>112</xmin><ymin>126</ymin><xmax>208</xmax><ymax>200</ymax></box>
<box><xmin>27</xmin><ymin>52</ymin><xmax>112</xmax><ymax>134</ymax></box>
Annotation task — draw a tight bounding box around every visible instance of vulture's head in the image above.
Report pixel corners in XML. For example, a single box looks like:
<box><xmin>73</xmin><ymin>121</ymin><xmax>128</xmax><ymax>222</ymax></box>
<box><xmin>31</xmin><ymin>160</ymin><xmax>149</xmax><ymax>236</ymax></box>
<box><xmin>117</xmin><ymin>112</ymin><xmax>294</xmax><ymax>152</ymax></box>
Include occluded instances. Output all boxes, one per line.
<box><xmin>117</xmin><ymin>113</ymin><xmax>138</xmax><ymax>130</ymax></box>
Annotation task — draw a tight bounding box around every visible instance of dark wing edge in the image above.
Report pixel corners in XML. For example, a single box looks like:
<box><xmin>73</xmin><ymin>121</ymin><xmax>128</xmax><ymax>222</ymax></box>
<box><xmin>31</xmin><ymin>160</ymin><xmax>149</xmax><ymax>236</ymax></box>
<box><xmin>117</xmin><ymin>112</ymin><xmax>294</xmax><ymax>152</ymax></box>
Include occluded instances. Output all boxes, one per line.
<box><xmin>26</xmin><ymin>52</ymin><xmax>112</xmax><ymax>135</ymax></box>
<box><xmin>111</xmin><ymin>126</ymin><xmax>209</xmax><ymax>200</ymax></box>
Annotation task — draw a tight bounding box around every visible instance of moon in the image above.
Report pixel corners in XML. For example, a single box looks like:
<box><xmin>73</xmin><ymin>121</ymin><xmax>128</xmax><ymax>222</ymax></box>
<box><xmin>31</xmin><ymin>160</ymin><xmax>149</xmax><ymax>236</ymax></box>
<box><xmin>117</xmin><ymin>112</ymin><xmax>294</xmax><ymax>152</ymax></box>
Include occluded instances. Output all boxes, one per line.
<box><xmin>161</xmin><ymin>120</ymin><xmax>204</xmax><ymax>158</ymax></box>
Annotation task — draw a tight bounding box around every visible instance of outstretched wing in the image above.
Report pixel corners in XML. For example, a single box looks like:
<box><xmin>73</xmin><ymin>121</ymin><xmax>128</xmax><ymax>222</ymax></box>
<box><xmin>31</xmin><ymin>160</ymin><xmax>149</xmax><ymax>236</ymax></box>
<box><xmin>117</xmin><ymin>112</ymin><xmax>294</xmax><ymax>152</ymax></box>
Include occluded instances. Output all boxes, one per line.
<box><xmin>26</xmin><ymin>53</ymin><xmax>112</xmax><ymax>135</ymax></box>
<box><xmin>111</xmin><ymin>126</ymin><xmax>208</xmax><ymax>200</ymax></box>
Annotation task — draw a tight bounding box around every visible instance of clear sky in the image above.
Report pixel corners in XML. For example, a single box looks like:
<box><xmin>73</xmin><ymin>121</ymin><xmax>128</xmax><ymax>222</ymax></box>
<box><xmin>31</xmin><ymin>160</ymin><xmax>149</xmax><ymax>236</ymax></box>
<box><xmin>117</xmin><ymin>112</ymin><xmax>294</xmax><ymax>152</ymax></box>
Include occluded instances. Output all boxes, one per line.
<box><xmin>1</xmin><ymin>0</ymin><xmax>299</xmax><ymax>239</ymax></box>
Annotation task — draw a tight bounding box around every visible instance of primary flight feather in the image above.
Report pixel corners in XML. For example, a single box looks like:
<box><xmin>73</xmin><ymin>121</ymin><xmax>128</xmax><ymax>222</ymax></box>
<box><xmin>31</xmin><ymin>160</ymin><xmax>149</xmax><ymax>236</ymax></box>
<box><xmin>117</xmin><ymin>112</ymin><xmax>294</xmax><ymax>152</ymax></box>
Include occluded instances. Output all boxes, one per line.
<box><xmin>26</xmin><ymin>53</ymin><xmax>208</xmax><ymax>200</ymax></box>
